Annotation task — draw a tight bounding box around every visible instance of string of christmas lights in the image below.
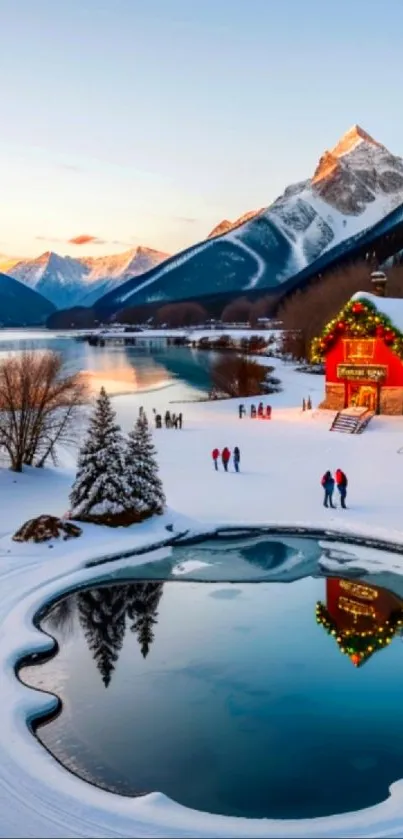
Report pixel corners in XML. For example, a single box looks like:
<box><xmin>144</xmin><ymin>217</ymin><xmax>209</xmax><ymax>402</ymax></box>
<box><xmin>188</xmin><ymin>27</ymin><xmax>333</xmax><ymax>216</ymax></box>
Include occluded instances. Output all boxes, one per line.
<box><xmin>311</xmin><ymin>299</ymin><xmax>403</xmax><ymax>364</ymax></box>
<box><xmin>315</xmin><ymin>601</ymin><xmax>402</xmax><ymax>667</ymax></box>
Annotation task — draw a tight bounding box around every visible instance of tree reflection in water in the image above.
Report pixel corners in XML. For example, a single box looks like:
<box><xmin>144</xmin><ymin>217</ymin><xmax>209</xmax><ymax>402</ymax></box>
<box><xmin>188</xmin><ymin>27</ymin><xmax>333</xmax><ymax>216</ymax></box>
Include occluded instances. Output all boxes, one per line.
<box><xmin>45</xmin><ymin>581</ymin><xmax>164</xmax><ymax>687</ymax></box>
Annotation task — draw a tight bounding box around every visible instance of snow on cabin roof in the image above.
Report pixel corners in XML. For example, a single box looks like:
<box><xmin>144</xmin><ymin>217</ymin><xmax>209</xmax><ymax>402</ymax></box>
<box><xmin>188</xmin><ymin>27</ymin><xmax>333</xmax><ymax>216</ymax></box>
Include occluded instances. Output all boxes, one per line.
<box><xmin>351</xmin><ymin>291</ymin><xmax>403</xmax><ymax>334</ymax></box>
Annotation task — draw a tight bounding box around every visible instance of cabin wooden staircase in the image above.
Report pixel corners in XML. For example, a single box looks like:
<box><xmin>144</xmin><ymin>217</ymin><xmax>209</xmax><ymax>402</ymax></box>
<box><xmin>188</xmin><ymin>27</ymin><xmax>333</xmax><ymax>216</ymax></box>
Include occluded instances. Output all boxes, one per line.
<box><xmin>330</xmin><ymin>407</ymin><xmax>374</xmax><ymax>434</ymax></box>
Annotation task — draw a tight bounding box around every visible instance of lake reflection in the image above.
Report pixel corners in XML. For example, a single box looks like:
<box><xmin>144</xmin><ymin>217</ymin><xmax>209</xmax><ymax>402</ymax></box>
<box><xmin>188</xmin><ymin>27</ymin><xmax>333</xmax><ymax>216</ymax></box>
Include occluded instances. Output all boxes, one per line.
<box><xmin>21</xmin><ymin>572</ymin><xmax>403</xmax><ymax>819</ymax></box>
<box><xmin>0</xmin><ymin>331</ymin><xmax>212</xmax><ymax>401</ymax></box>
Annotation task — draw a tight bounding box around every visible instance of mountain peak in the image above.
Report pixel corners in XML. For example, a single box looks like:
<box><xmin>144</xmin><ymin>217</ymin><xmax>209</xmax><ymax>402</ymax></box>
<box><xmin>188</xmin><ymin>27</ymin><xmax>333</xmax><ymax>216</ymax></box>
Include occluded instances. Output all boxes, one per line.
<box><xmin>331</xmin><ymin>124</ymin><xmax>384</xmax><ymax>158</ymax></box>
<box><xmin>312</xmin><ymin>150</ymin><xmax>341</xmax><ymax>184</ymax></box>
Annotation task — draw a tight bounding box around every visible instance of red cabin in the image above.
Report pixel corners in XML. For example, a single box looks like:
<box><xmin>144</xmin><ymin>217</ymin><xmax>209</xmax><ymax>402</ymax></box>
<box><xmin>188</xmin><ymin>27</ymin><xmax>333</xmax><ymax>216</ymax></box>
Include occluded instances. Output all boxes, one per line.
<box><xmin>313</xmin><ymin>290</ymin><xmax>403</xmax><ymax>415</ymax></box>
<box><xmin>316</xmin><ymin>577</ymin><xmax>403</xmax><ymax>667</ymax></box>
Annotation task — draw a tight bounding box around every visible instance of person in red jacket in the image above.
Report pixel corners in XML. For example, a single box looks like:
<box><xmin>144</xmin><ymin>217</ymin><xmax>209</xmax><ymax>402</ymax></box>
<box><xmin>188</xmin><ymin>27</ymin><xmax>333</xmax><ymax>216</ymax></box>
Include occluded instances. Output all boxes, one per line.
<box><xmin>221</xmin><ymin>447</ymin><xmax>231</xmax><ymax>472</ymax></box>
<box><xmin>212</xmin><ymin>448</ymin><xmax>220</xmax><ymax>471</ymax></box>
<box><xmin>335</xmin><ymin>469</ymin><xmax>348</xmax><ymax>509</ymax></box>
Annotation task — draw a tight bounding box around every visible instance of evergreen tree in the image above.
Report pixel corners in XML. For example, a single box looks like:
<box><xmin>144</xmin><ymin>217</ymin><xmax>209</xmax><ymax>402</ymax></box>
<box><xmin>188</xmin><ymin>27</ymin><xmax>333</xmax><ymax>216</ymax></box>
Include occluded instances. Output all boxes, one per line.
<box><xmin>77</xmin><ymin>585</ymin><xmax>128</xmax><ymax>687</ymax></box>
<box><xmin>70</xmin><ymin>387</ymin><xmax>130</xmax><ymax>522</ymax></box>
<box><xmin>125</xmin><ymin>413</ymin><xmax>165</xmax><ymax>518</ymax></box>
<box><xmin>127</xmin><ymin>581</ymin><xmax>164</xmax><ymax>658</ymax></box>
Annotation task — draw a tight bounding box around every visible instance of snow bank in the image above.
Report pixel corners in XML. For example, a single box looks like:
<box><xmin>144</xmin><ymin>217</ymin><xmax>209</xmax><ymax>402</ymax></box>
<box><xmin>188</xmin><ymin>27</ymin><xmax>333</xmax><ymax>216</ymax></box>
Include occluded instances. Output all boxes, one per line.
<box><xmin>3</xmin><ymin>519</ymin><xmax>403</xmax><ymax>838</ymax></box>
<box><xmin>4</xmin><ymin>359</ymin><xmax>403</xmax><ymax>836</ymax></box>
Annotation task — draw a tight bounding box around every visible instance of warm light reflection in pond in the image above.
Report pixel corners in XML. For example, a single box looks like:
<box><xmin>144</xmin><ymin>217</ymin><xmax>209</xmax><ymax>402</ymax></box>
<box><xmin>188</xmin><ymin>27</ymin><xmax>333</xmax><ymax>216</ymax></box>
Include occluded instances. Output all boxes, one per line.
<box><xmin>79</xmin><ymin>357</ymin><xmax>170</xmax><ymax>395</ymax></box>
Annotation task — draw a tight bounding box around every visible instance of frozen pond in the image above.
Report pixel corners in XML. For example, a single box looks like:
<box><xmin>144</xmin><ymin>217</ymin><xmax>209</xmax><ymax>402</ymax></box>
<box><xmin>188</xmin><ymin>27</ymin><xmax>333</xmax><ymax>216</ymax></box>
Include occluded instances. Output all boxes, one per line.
<box><xmin>20</xmin><ymin>533</ymin><xmax>403</xmax><ymax>820</ymax></box>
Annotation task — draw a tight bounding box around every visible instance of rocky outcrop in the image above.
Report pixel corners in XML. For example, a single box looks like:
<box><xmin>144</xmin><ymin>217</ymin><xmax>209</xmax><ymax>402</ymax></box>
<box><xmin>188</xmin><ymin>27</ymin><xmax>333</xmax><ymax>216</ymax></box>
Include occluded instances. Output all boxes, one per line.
<box><xmin>13</xmin><ymin>515</ymin><xmax>82</xmax><ymax>543</ymax></box>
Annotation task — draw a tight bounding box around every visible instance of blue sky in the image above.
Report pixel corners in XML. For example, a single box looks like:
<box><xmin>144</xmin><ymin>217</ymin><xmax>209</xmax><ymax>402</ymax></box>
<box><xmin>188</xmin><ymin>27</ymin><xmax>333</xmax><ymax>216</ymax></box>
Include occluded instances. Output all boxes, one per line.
<box><xmin>1</xmin><ymin>0</ymin><xmax>403</xmax><ymax>260</ymax></box>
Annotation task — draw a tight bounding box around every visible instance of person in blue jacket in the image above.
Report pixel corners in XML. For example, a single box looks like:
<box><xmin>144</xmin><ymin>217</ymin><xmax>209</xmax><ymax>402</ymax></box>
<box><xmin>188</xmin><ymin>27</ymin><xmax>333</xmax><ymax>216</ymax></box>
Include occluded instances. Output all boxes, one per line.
<box><xmin>321</xmin><ymin>470</ymin><xmax>335</xmax><ymax>508</ymax></box>
<box><xmin>233</xmin><ymin>446</ymin><xmax>240</xmax><ymax>472</ymax></box>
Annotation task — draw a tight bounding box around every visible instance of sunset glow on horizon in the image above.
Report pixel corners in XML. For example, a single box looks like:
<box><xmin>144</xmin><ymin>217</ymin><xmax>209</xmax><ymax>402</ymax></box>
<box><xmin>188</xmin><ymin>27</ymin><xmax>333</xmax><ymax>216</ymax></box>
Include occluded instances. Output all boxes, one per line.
<box><xmin>2</xmin><ymin>0</ymin><xmax>403</xmax><ymax>263</ymax></box>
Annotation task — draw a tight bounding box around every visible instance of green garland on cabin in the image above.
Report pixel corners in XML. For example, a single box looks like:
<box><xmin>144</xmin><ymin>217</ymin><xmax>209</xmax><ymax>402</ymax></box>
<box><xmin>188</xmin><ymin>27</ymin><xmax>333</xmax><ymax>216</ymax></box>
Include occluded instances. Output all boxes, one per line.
<box><xmin>310</xmin><ymin>298</ymin><xmax>403</xmax><ymax>364</ymax></box>
<box><xmin>315</xmin><ymin>601</ymin><xmax>401</xmax><ymax>666</ymax></box>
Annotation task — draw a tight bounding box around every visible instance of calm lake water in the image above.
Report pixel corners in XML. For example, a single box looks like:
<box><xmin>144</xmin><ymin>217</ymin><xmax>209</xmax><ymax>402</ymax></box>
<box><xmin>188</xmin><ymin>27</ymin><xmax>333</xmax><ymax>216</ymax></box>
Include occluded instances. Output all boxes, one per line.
<box><xmin>20</xmin><ymin>535</ymin><xmax>403</xmax><ymax>820</ymax></box>
<box><xmin>0</xmin><ymin>329</ymin><xmax>212</xmax><ymax>404</ymax></box>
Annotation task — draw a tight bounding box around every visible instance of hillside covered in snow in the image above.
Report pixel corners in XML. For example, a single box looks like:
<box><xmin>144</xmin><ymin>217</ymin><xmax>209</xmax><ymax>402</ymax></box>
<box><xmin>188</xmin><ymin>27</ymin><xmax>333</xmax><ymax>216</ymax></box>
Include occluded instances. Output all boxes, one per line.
<box><xmin>9</xmin><ymin>247</ymin><xmax>170</xmax><ymax>310</ymax></box>
<box><xmin>95</xmin><ymin>125</ymin><xmax>403</xmax><ymax>316</ymax></box>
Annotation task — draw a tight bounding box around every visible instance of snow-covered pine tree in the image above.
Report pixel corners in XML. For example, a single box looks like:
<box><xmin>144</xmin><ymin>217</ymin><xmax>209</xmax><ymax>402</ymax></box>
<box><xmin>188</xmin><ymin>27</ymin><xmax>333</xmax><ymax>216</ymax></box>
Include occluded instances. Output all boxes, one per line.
<box><xmin>77</xmin><ymin>585</ymin><xmax>128</xmax><ymax>687</ymax></box>
<box><xmin>69</xmin><ymin>387</ymin><xmax>131</xmax><ymax>524</ymax></box>
<box><xmin>125</xmin><ymin>412</ymin><xmax>165</xmax><ymax>519</ymax></box>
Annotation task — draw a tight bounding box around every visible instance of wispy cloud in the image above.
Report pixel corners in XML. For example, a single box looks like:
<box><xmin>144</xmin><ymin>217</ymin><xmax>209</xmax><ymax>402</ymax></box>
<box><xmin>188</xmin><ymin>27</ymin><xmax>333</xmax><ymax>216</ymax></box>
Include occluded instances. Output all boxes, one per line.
<box><xmin>35</xmin><ymin>234</ymin><xmax>135</xmax><ymax>250</ymax></box>
<box><xmin>68</xmin><ymin>234</ymin><xmax>105</xmax><ymax>246</ymax></box>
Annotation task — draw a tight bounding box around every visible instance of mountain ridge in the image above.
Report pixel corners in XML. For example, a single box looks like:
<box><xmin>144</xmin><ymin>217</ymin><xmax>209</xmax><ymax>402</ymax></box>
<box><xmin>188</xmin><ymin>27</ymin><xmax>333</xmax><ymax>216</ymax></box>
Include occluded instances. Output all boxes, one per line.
<box><xmin>9</xmin><ymin>246</ymin><xmax>170</xmax><ymax>310</ymax></box>
<box><xmin>0</xmin><ymin>271</ymin><xmax>55</xmax><ymax>326</ymax></box>
<box><xmin>92</xmin><ymin>125</ymin><xmax>403</xmax><ymax>317</ymax></box>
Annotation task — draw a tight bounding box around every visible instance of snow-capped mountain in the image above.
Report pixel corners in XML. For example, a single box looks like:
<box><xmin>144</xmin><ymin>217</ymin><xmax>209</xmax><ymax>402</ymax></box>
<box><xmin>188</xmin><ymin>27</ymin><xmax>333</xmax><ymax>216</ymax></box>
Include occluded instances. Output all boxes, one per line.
<box><xmin>9</xmin><ymin>247</ymin><xmax>169</xmax><ymax>310</ymax></box>
<box><xmin>77</xmin><ymin>247</ymin><xmax>170</xmax><ymax>306</ymax></box>
<box><xmin>9</xmin><ymin>252</ymin><xmax>88</xmax><ymax>310</ymax></box>
<box><xmin>95</xmin><ymin>125</ymin><xmax>403</xmax><ymax>315</ymax></box>
<box><xmin>207</xmin><ymin>210</ymin><xmax>264</xmax><ymax>239</ymax></box>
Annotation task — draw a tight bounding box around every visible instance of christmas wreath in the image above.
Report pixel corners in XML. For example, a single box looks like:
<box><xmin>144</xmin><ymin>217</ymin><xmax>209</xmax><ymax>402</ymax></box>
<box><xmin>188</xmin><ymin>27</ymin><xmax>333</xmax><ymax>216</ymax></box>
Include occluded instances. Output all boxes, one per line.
<box><xmin>311</xmin><ymin>298</ymin><xmax>403</xmax><ymax>363</ymax></box>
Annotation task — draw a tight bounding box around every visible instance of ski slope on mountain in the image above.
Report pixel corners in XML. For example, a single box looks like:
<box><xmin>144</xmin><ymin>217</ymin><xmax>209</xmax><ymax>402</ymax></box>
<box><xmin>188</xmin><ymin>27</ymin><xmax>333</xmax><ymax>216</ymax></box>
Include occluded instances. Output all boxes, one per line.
<box><xmin>96</xmin><ymin>125</ymin><xmax>403</xmax><ymax>315</ymax></box>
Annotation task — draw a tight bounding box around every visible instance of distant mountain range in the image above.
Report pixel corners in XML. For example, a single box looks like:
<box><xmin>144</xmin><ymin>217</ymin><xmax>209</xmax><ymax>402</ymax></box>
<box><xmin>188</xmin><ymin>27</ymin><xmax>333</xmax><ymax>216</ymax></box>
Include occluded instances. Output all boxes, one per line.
<box><xmin>7</xmin><ymin>247</ymin><xmax>170</xmax><ymax>310</ymax></box>
<box><xmin>5</xmin><ymin>124</ymin><xmax>403</xmax><ymax>327</ymax></box>
<box><xmin>92</xmin><ymin>125</ymin><xmax>403</xmax><ymax>318</ymax></box>
<box><xmin>0</xmin><ymin>272</ymin><xmax>55</xmax><ymax>326</ymax></box>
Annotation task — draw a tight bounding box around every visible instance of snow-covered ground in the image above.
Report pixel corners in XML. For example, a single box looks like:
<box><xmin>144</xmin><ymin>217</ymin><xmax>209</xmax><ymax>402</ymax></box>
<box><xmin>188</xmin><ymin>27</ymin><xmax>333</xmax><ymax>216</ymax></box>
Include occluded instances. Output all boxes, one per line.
<box><xmin>3</xmin><ymin>357</ymin><xmax>403</xmax><ymax>837</ymax></box>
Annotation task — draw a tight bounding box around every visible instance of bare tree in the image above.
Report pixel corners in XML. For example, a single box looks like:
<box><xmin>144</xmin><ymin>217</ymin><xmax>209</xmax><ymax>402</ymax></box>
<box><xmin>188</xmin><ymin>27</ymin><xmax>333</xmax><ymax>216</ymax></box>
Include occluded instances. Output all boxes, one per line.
<box><xmin>0</xmin><ymin>351</ymin><xmax>87</xmax><ymax>472</ymax></box>
<box><xmin>210</xmin><ymin>353</ymin><xmax>280</xmax><ymax>398</ymax></box>
<box><xmin>277</xmin><ymin>261</ymin><xmax>379</xmax><ymax>360</ymax></box>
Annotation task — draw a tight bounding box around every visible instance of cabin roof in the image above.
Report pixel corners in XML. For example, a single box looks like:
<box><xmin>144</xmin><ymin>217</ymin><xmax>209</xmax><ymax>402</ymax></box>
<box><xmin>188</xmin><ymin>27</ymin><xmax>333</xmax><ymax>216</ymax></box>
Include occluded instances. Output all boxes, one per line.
<box><xmin>352</xmin><ymin>291</ymin><xmax>403</xmax><ymax>334</ymax></box>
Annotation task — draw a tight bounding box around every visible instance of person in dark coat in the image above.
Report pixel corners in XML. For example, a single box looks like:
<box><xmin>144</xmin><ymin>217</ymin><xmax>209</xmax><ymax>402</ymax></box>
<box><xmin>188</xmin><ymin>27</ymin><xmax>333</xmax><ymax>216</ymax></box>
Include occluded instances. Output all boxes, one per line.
<box><xmin>233</xmin><ymin>446</ymin><xmax>240</xmax><ymax>473</ymax></box>
<box><xmin>321</xmin><ymin>471</ymin><xmax>335</xmax><ymax>508</ymax></box>
<box><xmin>178</xmin><ymin>412</ymin><xmax>183</xmax><ymax>429</ymax></box>
<box><xmin>335</xmin><ymin>469</ymin><xmax>348</xmax><ymax>509</ymax></box>
<box><xmin>258</xmin><ymin>402</ymin><xmax>264</xmax><ymax>418</ymax></box>
<box><xmin>165</xmin><ymin>410</ymin><xmax>171</xmax><ymax>429</ymax></box>
<box><xmin>212</xmin><ymin>448</ymin><xmax>220</xmax><ymax>471</ymax></box>
<box><xmin>251</xmin><ymin>405</ymin><xmax>256</xmax><ymax>419</ymax></box>
<box><xmin>221</xmin><ymin>447</ymin><xmax>231</xmax><ymax>472</ymax></box>
<box><xmin>239</xmin><ymin>404</ymin><xmax>245</xmax><ymax>419</ymax></box>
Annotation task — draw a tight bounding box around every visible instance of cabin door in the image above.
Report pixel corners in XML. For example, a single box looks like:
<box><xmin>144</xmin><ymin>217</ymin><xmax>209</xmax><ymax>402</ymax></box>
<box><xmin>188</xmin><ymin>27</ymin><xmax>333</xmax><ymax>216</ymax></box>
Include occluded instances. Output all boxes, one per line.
<box><xmin>347</xmin><ymin>383</ymin><xmax>378</xmax><ymax>413</ymax></box>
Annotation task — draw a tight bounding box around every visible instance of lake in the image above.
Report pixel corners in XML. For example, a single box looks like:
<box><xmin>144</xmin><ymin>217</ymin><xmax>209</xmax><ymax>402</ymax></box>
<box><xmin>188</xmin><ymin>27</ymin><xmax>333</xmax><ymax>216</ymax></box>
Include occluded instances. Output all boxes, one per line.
<box><xmin>20</xmin><ymin>533</ymin><xmax>403</xmax><ymax>820</ymax></box>
<box><xmin>0</xmin><ymin>329</ymin><xmax>213</xmax><ymax>407</ymax></box>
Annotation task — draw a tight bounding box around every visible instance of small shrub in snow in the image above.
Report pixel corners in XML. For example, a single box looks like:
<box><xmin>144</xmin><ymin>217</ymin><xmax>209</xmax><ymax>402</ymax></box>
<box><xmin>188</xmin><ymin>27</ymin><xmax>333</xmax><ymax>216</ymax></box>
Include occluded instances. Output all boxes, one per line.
<box><xmin>69</xmin><ymin>387</ymin><xmax>132</xmax><ymax>526</ymax></box>
<box><xmin>125</xmin><ymin>413</ymin><xmax>166</xmax><ymax>518</ymax></box>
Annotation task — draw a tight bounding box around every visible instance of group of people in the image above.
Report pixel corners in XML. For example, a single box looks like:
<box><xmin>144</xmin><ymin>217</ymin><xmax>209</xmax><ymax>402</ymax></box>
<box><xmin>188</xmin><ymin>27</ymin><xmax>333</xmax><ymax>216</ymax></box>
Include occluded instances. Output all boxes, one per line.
<box><xmin>239</xmin><ymin>403</ymin><xmax>272</xmax><ymax>420</ymax></box>
<box><xmin>212</xmin><ymin>446</ymin><xmax>240</xmax><ymax>472</ymax></box>
<box><xmin>153</xmin><ymin>409</ymin><xmax>183</xmax><ymax>430</ymax></box>
<box><xmin>321</xmin><ymin>469</ymin><xmax>348</xmax><ymax>509</ymax></box>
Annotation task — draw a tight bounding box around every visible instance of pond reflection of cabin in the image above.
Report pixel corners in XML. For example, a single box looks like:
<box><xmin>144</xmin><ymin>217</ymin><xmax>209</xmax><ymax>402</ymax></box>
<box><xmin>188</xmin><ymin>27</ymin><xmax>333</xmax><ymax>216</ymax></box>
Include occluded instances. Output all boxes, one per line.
<box><xmin>313</xmin><ymin>273</ymin><xmax>403</xmax><ymax>415</ymax></box>
<box><xmin>316</xmin><ymin>577</ymin><xmax>403</xmax><ymax>667</ymax></box>
<box><xmin>84</xmin><ymin>331</ymin><xmax>168</xmax><ymax>350</ymax></box>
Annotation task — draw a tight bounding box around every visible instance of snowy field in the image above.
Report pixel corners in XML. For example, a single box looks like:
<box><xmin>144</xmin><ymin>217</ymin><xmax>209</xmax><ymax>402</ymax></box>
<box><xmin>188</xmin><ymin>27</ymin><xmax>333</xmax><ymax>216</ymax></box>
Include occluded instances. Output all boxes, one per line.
<box><xmin>2</xmin><ymin>357</ymin><xmax>403</xmax><ymax>837</ymax></box>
